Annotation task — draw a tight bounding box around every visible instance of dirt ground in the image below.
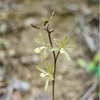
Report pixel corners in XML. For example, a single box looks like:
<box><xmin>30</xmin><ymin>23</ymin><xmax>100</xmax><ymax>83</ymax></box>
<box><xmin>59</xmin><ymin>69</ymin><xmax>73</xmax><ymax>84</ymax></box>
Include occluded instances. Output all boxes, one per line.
<box><xmin>0</xmin><ymin>0</ymin><xmax>99</xmax><ymax>100</ymax></box>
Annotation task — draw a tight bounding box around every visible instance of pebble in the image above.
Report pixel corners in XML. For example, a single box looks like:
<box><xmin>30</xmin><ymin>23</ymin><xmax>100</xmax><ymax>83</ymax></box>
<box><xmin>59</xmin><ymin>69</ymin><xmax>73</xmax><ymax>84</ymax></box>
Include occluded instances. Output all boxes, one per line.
<box><xmin>24</xmin><ymin>18</ymin><xmax>38</xmax><ymax>27</ymax></box>
<box><xmin>58</xmin><ymin>65</ymin><xmax>68</xmax><ymax>75</ymax></box>
<box><xmin>32</xmin><ymin>55</ymin><xmax>40</xmax><ymax>63</ymax></box>
<box><xmin>20</xmin><ymin>55</ymin><xmax>40</xmax><ymax>65</ymax></box>
<box><xmin>0</xmin><ymin>39</ymin><xmax>10</xmax><ymax>49</ymax></box>
<box><xmin>0</xmin><ymin>50</ymin><xmax>6</xmax><ymax>60</ymax></box>
<box><xmin>0</xmin><ymin>23</ymin><xmax>8</xmax><ymax>34</ymax></box>
<box><xmin>80</xmin><ymin>5</ymin><xmax>92</xmax><ymax>16</ymax></box>
<box><xmin>67</xmin><ymin>4</ymin><xmax>79</xmax><ymax>12</ymax></box>
<box><xmin>8</xmin><ymin>49</ymin><xmax>16</xmax><ymax>57</ymax></box>
<box><xmin>11</xmin><ymin>90</ymin><xmax>22</xmax><ymax>100</ymax></box>
<box><xmin>57</xmin><ymin>75</ymin><xmax>63</xmax><ymax>81</ymax></box>
<box><xmin>34</xmin><ymin>92</ymin><xmax>51</xmax><ymax>100</ymax></box>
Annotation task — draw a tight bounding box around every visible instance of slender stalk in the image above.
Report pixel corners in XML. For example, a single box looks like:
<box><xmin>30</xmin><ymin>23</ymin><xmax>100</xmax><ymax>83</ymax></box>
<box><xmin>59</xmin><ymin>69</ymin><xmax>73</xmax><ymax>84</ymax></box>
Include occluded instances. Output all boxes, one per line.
<box><xmin>48</xmin><ymin>33</ymin><xmax>56</xmax><ymax>59</ymax></box>
<box><xmin>47</xmin><ymin>31</ymin><xmax>55</xmax><ymax>100</ymax></box>
<box><xmin>52</xmin><ymin>52</ymin><xmax>60</xmax><ymax>100</ymax></box>
<box><xmin>53</xmin><ymin>51</ymin><xmax>60</xmax><ymax>80</ymax></box>
<box><xmin>56</xmin><ymin>52</ymin><xmax>60</xmax><ymax>61</ymax></box>
<box><xmin>45</xmin><ymin>26</ymin><xmax>60</xmax><ymax>100</ymax></box>
<box><xmin>52</xmin><ymin>80</ymin><xmax>55</xmax><ymax>100</ymax></box>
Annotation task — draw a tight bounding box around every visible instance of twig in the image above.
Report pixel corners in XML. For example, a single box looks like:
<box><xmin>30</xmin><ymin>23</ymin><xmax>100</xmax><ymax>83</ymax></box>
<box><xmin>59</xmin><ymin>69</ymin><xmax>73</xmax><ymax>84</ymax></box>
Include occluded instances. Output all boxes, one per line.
<box><xmin>2</xmin><ymin>85</ymin><xmax>14</xmax><ymax>100</ymax></box>
<box><xmin>81</xmin><ymin>79</ymin><xmax>99</xmax><ymax>100</ymax></box>
<box><xmin>66</xmin><ymin>18</ymin><xmax>79</xmax><ymax>36</ymax></box>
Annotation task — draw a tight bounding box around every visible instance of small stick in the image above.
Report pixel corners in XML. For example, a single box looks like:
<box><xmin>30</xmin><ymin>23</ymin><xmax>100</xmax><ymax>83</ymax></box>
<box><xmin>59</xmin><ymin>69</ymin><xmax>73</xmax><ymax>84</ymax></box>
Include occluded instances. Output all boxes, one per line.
<box><xmin>81</xmin><ymin>79</ymin><xmax>99</xmax><ymax>100</ymax></box>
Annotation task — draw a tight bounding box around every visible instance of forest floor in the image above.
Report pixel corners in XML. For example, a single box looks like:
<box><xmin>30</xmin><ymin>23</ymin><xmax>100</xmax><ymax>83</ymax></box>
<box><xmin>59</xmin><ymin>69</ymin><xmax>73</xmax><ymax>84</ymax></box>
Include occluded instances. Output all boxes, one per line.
<box><xmin>0</xmin><ymin>0</ymin><xmax>99</xmax><ymax>100</ymax></box>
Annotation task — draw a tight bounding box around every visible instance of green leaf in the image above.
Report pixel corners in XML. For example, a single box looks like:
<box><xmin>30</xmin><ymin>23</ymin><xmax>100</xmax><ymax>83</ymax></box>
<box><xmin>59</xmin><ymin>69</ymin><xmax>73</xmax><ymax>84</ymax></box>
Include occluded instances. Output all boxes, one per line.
<box><xmin>41</xmin><ymin>54</ymin><xmax>45</xmax><ymax>61</ymax></box>
<box><xmin>45</xmin><ymin>62</ymin><xmax>49</xmax><ymax>72</ymax></box>
<box><xmin>41</xmin><ymin>47</ymin><xmax>47</xmax><ymax>61</ymax></box>
<box><xmin>45</xmin><ymin>63</ymin><xmax>54</xmax><ymax>74</ymax></box>
<box><xmin>45</xmin><ymin>78</ymin><xmax>49</xmax><ymax>91</ymax></box>
<box><xmin>41</xmin><ymin>53</ymin><xmax>46</xmax><ymax>61</ymax></box>
<box><xmin>65</xmin><ymin>45</ymin><xmax>76</xmax><ymax>49</ymax></box>
<box><xmin>88</xmin><ymin>62</ymin><xmax>96</xmax><ymax>71</ymax></box>
<box><xmin>49</xmin><ymin>64</ymin><xmax>54</xmax><ymax>74</ymax></box>
<box><xmin>34</xmin><ymin>34</ymin><xmax>46</xmax><ymax>45</ymax></box>
<box><xmin>64</xmin><ymin>51</ymin><xmax>71</xmax><ymax>60</ymax></box>
<box><xmin>96</xmin><ymin>92</ymin><xmax>100</xmax><ymax>97</ymax></box>
<box><xmin>39</xmin><ymin>34</ymin><xmax>45</xmax><ymax>44</ymax></box>
<box><xmin>49</xmin><ymin>11</ymin><xmax>55</xmax><ymax>22</ymax></box>
<box><xmin>34</xmin><ymin>37</ymin><xmax>45</xmax><ymax>45</ymax></box>
<box><xmin>77</xmin><ymin>58</ymin><xmax>86</xmax><ymax>68</ymax></box>
<box><xmin>50</xmin><ymin>47</ymin><xmax>59</xmax><ymax>52</ymax></box>
<box><xmin>93</xmin><ymin>53</ymin><xmax>100</xmax><ymax>64</ymax></box>
<box><xmin>49</xmin><ymin>74</ymin><xmax>54</xmax><ymax>80</ymax></box>
<box><xmin>54</xmin><ymin>38</ymin><xmax>62</xmax><ymax>47</ymax></box>
<box><xmin>94</xmin><ymin>65</ymin><xmax>100</xmax><ymax>77</ymax></box>
<box><xmin>35</xmin><ymin>66</ymin><xmax>47</xmax><ymax>74</ymax></box>
<box><xmin>62</xmin><ymin>36</ymin><xmax>68</xmax><ymax>47</ymax></box>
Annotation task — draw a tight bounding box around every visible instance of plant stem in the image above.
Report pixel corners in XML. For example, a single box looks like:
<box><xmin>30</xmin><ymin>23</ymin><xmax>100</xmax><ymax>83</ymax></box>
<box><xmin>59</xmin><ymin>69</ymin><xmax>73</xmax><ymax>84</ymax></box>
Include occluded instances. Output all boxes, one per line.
<box><xmin>52</xmin><ymin>52</ymin><xmax>60</xmax><ymax>100</ymax></box>
<box><xmin>45</xmin><ymin>28</ymin><xmax>55</xmax><ymax>100</ymax></box>
<box><xmin>48</xmin><ymin>32</ymin><xmax>55</xmax><ymax>100</ymax></box>
<box><xmin>46</xmin><ymin>27</ymin><xmax>60</xmax><ymax>100</ymax></box>
<box><xmin>52</xmin><ymin>80</ymin><xmax>55</xmax><ymax>100</ymax></box>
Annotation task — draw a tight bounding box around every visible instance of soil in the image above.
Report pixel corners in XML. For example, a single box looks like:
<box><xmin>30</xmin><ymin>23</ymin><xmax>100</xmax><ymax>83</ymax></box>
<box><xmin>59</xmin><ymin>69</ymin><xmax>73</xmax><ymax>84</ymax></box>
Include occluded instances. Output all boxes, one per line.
<box><xmin>0</xmin><ymin>0</ymin><xmax>99</xmax><ymax>100</ymax></box>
